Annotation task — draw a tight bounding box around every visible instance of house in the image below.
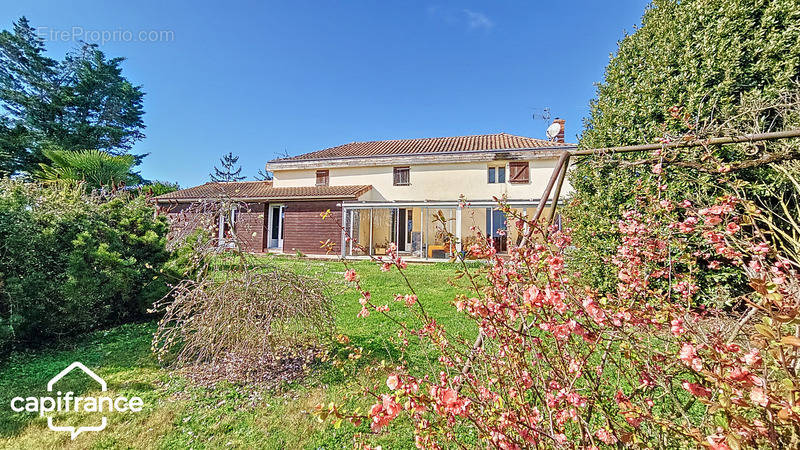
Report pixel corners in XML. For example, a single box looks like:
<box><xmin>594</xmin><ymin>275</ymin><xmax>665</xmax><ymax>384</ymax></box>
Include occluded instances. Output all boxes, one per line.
<box><xmin>154</xmin><ymin>119</ymin><xmax>576</xmax><ymax>259</ymax></box>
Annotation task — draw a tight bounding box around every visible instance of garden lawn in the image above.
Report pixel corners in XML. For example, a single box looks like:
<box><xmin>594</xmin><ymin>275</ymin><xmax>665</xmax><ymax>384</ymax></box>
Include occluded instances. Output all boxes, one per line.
<box><xmin>0</xmin><ymin>256</ymin><xmax>477</xmax><ymax>449</ymax></box>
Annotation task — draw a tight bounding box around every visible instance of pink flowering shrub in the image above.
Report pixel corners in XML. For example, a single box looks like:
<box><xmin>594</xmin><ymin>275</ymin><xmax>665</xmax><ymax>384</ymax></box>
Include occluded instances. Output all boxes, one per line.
<box><xmin>317</xmin><ymin>166</ymin><xmax>799</xmax><ymax>449</ymax></box>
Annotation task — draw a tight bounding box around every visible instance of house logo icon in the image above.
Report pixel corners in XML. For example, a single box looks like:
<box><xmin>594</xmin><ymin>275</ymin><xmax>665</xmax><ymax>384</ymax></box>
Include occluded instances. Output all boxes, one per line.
<box><xmin>47</xmin><ymin>362</ymin><xmax>108</xmax><ymax>439</ymax></box>
<box><xmin>9</xmin><ymin>361</ymin><xmax>144</xmax><ymax>440</ymax></box>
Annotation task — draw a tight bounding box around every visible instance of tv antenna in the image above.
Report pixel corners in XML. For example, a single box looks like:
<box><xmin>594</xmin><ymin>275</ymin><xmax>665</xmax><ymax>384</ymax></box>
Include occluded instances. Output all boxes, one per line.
<box><xmin>531</xmin><ymin>107</ymin><xmax>551</xmax><ymax>122</ymax></box>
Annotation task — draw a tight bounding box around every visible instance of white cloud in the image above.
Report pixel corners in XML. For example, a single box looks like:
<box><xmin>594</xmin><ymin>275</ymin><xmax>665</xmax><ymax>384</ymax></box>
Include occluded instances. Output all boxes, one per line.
<box><xmin>462</xmin><ymin>9</ymin><xmax>494</xmax><ymax>30</ymax></box>
<box><xmin>427</xmin><ymin>6</ymin><xmax>494</xmax><ymax>31</ymax></box>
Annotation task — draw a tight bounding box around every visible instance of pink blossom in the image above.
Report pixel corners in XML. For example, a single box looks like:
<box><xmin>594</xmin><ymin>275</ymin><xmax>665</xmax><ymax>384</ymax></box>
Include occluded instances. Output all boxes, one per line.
<box><xmin>670</xmin><ymin>318</ymin><xmax>685</xmax><ymax>336</ymax></box>
<box><xmin>523</xmin><ymin>286</ymin><xmax>544</xmax><ymax>308</ymax></box>
<box><xmin>750</xmin><ymin>387</ymin><xmax>768</xmax><ymax>407</ymax></box>
<box><xmin>707</xmin><ymin>430</ymin><xmax>731</xmax><ymax>450</ymax></box>
<box><xmin>726</xmin><ymin>222</ymin><xmax>740</xmax><ymax>234</ymax></box>
<box><xmin>703</xmin><ymin>214</ymin><xmax>722</xmax><ymax>226</ymax></box>
<box><xmin>652</xmin><ymin>163</ymin><xmax>663</xmax><ymax>175</ymax></box>
<box><xmin>744</xmin><ymin>348</ymin><xmax>762</xmax><ymax>367</ymax></box>
<box><xmin>369</xmin><ymin>394</ymin><xmax>401</xmax><ymax>431</ymax></box>
<box><xmin>567</xmin><ymin>392</ymin><xmax>586</xmax><ymax>407</ymax></box>
<box><xmin>678</xmin><ymin>216</ymin><xmax>698</xmax><ymax>233</ymax></box>
<box><xmin>682</xmin><ymin>381</ymin><xmax>712</xmax><ymax>398</ymax></box>
<box><xmin>679</xmin><ymin>343</ymin><xmax>703</xmax><ymax>371</ymax></box>
<box><xmin>727</xmin><ymin>366</ymin><xmax>752</xmax><ymax>382</ymax></box>
<box><xmin>568</xmin><ymin>358</ymin><xmax>583</xmax><ymax>375</ymax></box>
<box><xmin>595</xmin><ymin>428</ymin><xmax>618</xmax><ymax>445</ymax></box>
<box><xmin>343</xmin><ymin>269</ymin><xmax>358</xmax><ymax>282</ymax></box>
<box><xmin>386</xmin><ymin>374</ymin><xmax>400</xmax><ymax>390</ymax></box>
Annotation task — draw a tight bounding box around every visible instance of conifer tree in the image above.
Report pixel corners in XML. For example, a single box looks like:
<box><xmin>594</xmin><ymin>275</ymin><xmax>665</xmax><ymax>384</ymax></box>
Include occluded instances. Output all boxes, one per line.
<box><xmin>210</xmin><ymin>152</ymin><xmax>245</xmax><ymax>182</ymax></box>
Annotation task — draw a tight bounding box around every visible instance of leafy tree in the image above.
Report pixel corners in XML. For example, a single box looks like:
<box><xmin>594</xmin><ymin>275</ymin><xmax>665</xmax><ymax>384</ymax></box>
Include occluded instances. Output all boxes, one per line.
<box><xmin>563</xmin><ymin>0</ymin><xmax>800</xmax><ymax>296</ymax></box>
<box><xmin>210</xmin><ymin>152</ymin><xmax>245</xmax><ymax>182</ymax></box>
<box><xmin>0</xmin><ymin>118</ymin><xmax>32</xmax><ymax>176</ymax></box>
<box><xmin>144</xmin><ymin>180</ymin><xmax>180</xmax><ymax>196</ymax></box>
<box><xmin>0</xmin><ymin>17</ymin><xmax>145</xmax><ymax>174</ymax></box>
<box><xmin>37</xmin><ymin>148</ymin><xmax>138</xmax><ymax>188</ymax></box>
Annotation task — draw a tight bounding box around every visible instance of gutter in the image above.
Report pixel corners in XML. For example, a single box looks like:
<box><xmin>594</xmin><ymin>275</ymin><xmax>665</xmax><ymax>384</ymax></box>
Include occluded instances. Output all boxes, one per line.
<box><xmin>266</xmin><ymin>145</ymin><xmax>578</xmax><ymax>166</ymax></box>
<box><xmin>337</xmin><ymin>199</ymin><xmax>559</xmax><ymax>208</ymax></box>
<box><xmin>155</xmin><ymin>194</ymin><xmax>363</xmax><ymax>203</ymax></box>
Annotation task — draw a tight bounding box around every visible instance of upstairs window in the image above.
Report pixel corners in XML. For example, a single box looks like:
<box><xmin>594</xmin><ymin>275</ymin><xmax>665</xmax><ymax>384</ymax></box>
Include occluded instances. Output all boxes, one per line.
<box><xmin>509</xmin><ymin>162</ymin><xmax>530</xmax><ymax>184</ymax></box>
<box><xmin>315</xmin><ymin>169</ymin><xmax>329</xmax><ymax>186</ymax></box>
<box><xmin>393</xmin><ymin>167</ymin><xmax>410</xmax><ymax>186</ymax></box>
<box><xmin>488</xmin><ymin>166</ymin><xmax>506</xmax><ymax>183</ymax></box>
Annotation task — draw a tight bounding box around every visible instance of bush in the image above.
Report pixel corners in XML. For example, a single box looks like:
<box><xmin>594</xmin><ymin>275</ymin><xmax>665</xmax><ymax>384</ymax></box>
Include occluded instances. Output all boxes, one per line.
<box><xmin>151</xmin><ymin>200</ymin><xmax>335</xmax><ymax>387</ymax></box>
<box><xmin>321</xmin><ymin>171</ymin><xmax>800</xmax><ymax>448</ymax></box>
<box><xmin>566</xmin><ymin>0</ymin><xmax>800</xmax><ymax>300</ymax></box>
<box><xmin>0</xmin><ymin>179</ymin><xmax>172</xmax><ymax>353</ymax></box>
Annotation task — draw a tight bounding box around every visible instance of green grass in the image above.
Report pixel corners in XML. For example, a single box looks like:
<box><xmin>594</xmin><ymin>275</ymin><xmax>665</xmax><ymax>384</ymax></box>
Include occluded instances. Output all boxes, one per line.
<box><xmin>0</xmin><ymin>256</ymin><xmax>477</xmax><ymax>449</ymax></box>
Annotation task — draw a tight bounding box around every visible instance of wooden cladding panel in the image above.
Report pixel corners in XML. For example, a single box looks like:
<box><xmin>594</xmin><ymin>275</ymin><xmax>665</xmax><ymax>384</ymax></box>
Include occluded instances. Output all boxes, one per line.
<box><xmin>281</xmin><ymin>201</ymin><xmax>342</xmax><ymax>255</ymax></box>
<box><xmin>234</xmin><ymin>203</ymin><xmax>266</xmax><ymax>253</ymax></box>
<box><xmin>159</xmin><ymin>202</ymin><xmax>266</xmax><ymax>253</ymax></box>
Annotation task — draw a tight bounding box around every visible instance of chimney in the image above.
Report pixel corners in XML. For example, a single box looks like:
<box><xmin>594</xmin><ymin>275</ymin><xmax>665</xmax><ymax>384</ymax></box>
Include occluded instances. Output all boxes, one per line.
<box><xmin>553</xmin><ymin>118</ymin><xmax>565</xmax><ymax>143</ymax></box>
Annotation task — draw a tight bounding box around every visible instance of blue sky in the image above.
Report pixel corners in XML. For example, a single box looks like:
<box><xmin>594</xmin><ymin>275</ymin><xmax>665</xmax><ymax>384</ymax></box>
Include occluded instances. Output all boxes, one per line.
<box><xmin>3</xmin><ymin>1</ymin><xmax>650</xmax><ymax>187</ymax></box>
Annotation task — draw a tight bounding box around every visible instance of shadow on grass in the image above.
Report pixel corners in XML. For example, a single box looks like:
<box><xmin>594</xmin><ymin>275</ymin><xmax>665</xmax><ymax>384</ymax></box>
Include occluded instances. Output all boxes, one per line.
<box><xmin>0</xmin><ymin>322</ymin><xmax>158</xmax><ymax>438</ymax></box>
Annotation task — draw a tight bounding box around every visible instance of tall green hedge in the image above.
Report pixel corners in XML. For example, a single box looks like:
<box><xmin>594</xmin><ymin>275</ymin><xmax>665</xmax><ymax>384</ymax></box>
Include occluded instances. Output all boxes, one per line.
<box><xmin>564</xmin><ymin>0</ymin><xmax>800</xmax><ymax>299</ymax></box>
<box><xmin>0</xmin><ymin>180</ymin><xmax>172</xmax><ymax>353</ymax></box>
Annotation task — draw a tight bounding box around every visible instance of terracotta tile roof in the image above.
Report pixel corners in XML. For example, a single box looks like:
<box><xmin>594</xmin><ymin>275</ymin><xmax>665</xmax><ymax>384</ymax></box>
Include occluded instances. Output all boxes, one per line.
<box><xmin>273</xmin><ymin>133</ymin><xmax>575</xmax><ymax>162</ymax></box>
<box><xmin>154</xmin><ymin>181</ymin><xmax>371</xmax><ymax>202</ymax></box>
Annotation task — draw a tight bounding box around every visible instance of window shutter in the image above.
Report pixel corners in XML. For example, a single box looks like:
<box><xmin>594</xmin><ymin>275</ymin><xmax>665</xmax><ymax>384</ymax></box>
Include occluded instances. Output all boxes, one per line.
<box><xmin>393</xmin><ymin>167</ymin><xmax>409</xmax><ymax>186</ymax></box>
<box><xmin>316</xmin><ymin>170</ymin><xmax>329</xmax><ymax>186</ymax></box>
<box><xmin>509</xmin><ymin>162</ymin><xmax>529</xmax><ymax>184</ymax></box>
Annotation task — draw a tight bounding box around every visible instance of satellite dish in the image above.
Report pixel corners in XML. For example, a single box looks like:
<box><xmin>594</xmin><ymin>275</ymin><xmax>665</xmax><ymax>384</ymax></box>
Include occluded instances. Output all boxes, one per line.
<box><xmin>546</xmin><ymin>121</ymin><xmax>562</xmax><ymax>140</ymax></box>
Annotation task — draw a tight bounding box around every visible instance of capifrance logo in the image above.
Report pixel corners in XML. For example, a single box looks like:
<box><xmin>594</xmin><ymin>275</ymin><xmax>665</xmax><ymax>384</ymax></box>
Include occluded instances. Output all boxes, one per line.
<box><xmin>9</xmin><ymin>362</ymin><xmax>144</xmax><ymax>439</ymax></box>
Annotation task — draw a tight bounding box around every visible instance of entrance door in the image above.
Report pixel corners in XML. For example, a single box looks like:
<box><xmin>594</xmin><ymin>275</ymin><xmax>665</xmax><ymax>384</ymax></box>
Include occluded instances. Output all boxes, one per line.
<box><xmin>397</xmin><ymin>209</ymin><xmax>407</xmax><ymax>252</ymax></box>
<box><xmin>405</xmin><ymin>209</ymin><xmax>412</xmax><ymax>251</ymax></box>
<box><xmin>486</xmin><ymin>208</ymin><xmax>508</xmax><ymax>252</ymax></box>
<box><xmin>268</xmin><ymin>205</ymin><xmax>285</xmax><ymax>249</ymax></box>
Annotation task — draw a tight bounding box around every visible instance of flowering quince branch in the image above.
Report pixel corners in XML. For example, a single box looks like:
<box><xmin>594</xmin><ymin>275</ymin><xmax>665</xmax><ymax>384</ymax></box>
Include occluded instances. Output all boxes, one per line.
<box><xmin>315</xmin><ymin>164</ymin><xmax>800</xmax><ymax>448</ymax></box>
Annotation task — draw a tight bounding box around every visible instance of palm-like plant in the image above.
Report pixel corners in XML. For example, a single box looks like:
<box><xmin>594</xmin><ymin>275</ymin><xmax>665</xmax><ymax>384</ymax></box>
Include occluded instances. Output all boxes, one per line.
<box><xmin>37</xmin><ymin>149</ymin><xmax>137</xmax><ymax>188</ymax></box>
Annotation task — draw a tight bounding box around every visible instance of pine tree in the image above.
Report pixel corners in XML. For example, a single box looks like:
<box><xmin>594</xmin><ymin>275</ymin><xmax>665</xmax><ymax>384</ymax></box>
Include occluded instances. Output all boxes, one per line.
<box><xmin>0</xmin><ymin>17</ymin><xmax>146</xmax><ymax>174</ymax></box>
<box><xmin>255</xmin><ymin>168</ymin><xmax>272</xmax><ymax>181</ymax></box>
<box><xmin>210</xmin><ymin>152</ymin><xmax>245</xmax><ymax>182</ymax></box>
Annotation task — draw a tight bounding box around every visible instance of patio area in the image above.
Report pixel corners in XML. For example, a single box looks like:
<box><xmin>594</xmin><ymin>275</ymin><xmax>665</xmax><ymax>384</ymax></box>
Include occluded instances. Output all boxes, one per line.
<box><xmin>340</xmin><ymin>201</ymin><xmax>555</xmax><ymax>260</ymax></box>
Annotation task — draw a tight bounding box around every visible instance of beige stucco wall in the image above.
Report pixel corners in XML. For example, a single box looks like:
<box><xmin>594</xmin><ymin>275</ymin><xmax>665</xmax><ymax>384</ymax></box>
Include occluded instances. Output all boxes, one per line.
<box><xmin>272</xmin><ymin>159</ymin><xmax>570</xmax><ymax>201</ymax></box>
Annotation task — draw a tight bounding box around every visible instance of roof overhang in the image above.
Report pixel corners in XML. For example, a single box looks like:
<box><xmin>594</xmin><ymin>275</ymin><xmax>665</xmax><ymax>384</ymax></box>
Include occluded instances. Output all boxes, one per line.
<box><xmin>155</xmin><ymin>193</ymin><xmax>367</xmax><ymax>204</ymax></box>
<box><xmin>266</xmin><ymin>146</ymin><xmax>576</xmax><ymax>171</ymax></box>
<box><xmin>339</xmin><ymin>199</ymin><xmax>558</xmax><ymax>208</ymax></box>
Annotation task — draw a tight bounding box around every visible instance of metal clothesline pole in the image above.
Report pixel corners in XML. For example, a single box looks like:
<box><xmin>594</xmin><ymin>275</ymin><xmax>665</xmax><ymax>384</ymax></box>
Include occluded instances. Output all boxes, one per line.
<box><xmin>540</xmin><ymin>128</ymin><xmax>800</xmax><ymax>227</ymax></box>
<box><xmin>570</xmin><ymin>128</ymin><xmax>800</xmax><ymax>156</ymax></box>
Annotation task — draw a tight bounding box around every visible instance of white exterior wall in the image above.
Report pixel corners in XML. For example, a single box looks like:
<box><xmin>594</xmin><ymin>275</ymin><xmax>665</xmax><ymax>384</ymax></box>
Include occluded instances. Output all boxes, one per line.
<box><xmin>272</xmin><ymin>159</ymin><xmax>570</xmax><ymax>202</ymax></box>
